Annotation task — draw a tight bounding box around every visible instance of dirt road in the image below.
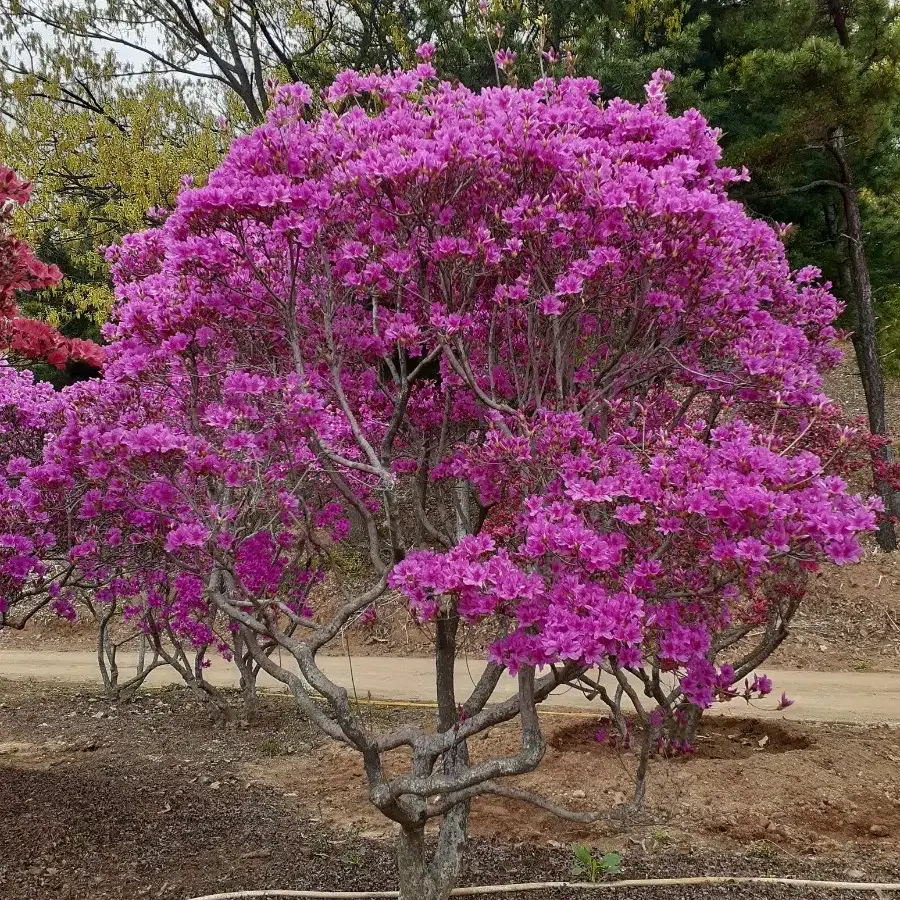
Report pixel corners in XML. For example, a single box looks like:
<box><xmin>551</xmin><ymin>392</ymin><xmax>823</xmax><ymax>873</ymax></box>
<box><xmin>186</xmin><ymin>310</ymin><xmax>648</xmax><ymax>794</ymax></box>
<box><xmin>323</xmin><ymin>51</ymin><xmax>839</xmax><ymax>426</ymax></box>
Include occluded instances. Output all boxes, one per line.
<box><xmin>0</xmin><ymin>648</ymin><xmax>898</xmax><ymax>724</ymax></box>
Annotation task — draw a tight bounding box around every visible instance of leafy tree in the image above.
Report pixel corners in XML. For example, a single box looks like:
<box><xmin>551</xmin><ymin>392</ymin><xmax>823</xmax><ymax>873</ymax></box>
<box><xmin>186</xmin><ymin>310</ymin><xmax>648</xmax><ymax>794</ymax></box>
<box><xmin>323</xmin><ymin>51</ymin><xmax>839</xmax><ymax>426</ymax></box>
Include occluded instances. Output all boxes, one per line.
<box><xmin>410</xmin><ymin>0</ymin><xmax>710</xmax><ymax>103</ymax></box>
<box><xmin>3</xmin><ymin>66</ymin><xmax>876</xmax><ymax>897</ymax></box>
<box><xmin>691</xmin><ymin>0</ymin><xmax>900</xmax><ymax>549</ymax></box>
<box><xmin>0</xmin><ymin>75</ymin><xmax>223</xmax><ymax>341</ymax></box>
<box><xmin>0</xmin><ymin>0</ymin><xmax>422</xmax><ymax>124</ymax></box>
<box><xmin>569</xmin><ymin>0</ymin><xmax>709</xmax><ymax>105</ymax></box>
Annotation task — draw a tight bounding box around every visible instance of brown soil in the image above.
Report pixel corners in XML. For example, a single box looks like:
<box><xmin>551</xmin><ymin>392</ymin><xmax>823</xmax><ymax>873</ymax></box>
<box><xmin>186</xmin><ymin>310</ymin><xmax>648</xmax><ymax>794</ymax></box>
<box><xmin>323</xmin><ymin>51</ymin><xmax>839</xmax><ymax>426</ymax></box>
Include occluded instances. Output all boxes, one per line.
<box><xmin>256</xmin><ymin>704</ymin><xmax>900</xmax><ymax>856</ymax></box>
<box><xmin>546</xmin><ymin>716</ymin><xmax>813</xmax><ymax>759</ymax></box>
<box><xmin>821</xmin><ymin>342</ymin><xmax>900</xmax><ymax>443</ymax></box>
<box><xmin>768</xmin><ymin>551</ymin><xmax>900</xmax><ymax>671</ymax></box>
<box><xmin>2</xmin><ymin>679</ymin><xmax>899</xmax><ymax>900</ymax></box>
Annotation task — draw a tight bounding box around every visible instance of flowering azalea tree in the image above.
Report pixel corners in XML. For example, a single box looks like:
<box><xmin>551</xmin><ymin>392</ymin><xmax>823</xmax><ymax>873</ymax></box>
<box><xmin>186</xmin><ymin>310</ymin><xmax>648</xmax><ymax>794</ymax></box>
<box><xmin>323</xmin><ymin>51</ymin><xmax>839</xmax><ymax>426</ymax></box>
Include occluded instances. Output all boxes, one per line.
<box><xmin>4</xmin><ymin>58</ymin><xmax>879</xmax><ymax>898</ymax></box>
<box><xmin>0</xmin><ymin>167</ymin><xmax>103</xmax><ymax>628</ymax></box>
<box><xmin>0</xmin><ymin>366</ymin><xmax>69</xmax><ymax>628</ymax></box>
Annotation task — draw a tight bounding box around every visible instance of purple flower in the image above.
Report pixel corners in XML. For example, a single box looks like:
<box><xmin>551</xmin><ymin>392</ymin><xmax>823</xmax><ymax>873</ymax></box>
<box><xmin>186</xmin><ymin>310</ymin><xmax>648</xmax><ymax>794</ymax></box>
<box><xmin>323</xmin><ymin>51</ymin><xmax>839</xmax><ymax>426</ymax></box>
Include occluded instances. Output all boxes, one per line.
<box><xmin>164</xmin><ymin>523</ymin><xmax>210</xmax><ymax>553</ymax></box>
<box><xmin>554</xmin><ymin>273</ymin><xmax>584</xmax><ymax>296</ymax></box>
<box><xmin>495</xmin><ymin>49</ymin><xmax>516</xmax><ymax>70</ymax></box>
<box><xmin>777</xmin><ymin>691</ymin><xmax>794</xmax><ymax>711</ymax></box>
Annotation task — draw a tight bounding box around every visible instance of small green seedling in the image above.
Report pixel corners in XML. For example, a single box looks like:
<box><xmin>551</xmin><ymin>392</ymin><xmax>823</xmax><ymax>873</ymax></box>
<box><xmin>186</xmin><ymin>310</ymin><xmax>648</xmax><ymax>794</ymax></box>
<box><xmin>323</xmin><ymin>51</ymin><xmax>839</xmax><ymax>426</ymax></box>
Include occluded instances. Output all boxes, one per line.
<box><xmin>259</xmin><ymin>737</ymin><xmax>284</xmax><ymax>757</ymax></box>
<box><xmin>570</xmin><ymin>843</ymin><xmax>623</xmax><ymax>882</ymax></box>
<box><xmin>340</xmin><ymin>849</ymin><xmax>364</xmax><ymax>867</ymax></box>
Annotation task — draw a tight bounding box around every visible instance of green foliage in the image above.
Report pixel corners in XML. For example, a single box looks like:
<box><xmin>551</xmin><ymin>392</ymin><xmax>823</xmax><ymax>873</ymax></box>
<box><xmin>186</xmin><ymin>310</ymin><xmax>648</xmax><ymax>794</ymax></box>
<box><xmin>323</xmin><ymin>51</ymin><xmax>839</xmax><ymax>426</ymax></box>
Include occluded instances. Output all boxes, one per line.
<box><xmin>858</xmin><ymin>188</ymin><xmax>900</xmax><ymax>374</ymax></box>
<box><xmin>0</xmin><ymin>74</ymin><xmax>223</xmax><ymax>340</ymax></box>
<box><xmin>571</xmin><ymin>844</ymin><xmax>623</xmax><ymax>882</ymax></box>
<box><xmin>259</xmin><ymin>737</ymin><xmax>286</xmax><ymax>757</ymax></box>
<box><xmin>415</xmin><ymin>0</ymin><xmax>710</xmax><ymax>107</ymax></box>
<box><xmin>695</xmin><ymin>0</ymin><xmax>900</xmax><ymax>371</ymax></box>
<box><xmin>340</xmin><ymin>848</ymin><xmax>365</xmax><ymax>867</ymax></box>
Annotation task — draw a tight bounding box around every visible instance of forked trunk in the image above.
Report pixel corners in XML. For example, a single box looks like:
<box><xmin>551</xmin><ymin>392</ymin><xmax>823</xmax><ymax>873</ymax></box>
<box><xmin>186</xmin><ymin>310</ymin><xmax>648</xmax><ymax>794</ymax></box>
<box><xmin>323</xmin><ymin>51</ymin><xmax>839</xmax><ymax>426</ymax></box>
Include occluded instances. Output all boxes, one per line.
<box><xmin>397</xmin><ymin>827</ymin><xmax>435</xmax><ymax>900</ymax></box>
<box><xmin>396</xmin><ymin>606</ymin><xmax>471</xmax><ymax>899</ymax></box>
<box><xmin>396</xmin><ymin>801</ymin><xmax>469</xmax><ymax>900</ymax></box>
<box><xmin>233</xmin><ymin>631</ymin><xmax>260</xmax><ymax>723</ymax></box>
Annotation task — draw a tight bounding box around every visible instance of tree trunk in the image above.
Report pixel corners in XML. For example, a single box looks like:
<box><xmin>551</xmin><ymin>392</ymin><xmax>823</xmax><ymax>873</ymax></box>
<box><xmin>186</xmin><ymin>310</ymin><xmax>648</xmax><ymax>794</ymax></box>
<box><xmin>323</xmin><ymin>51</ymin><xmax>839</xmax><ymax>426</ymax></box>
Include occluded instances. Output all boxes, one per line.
<box><xmin>823</xmin><ymin>200</ymin><xmax>855</xmax><ymax>303</ymax></box>
<box><xmin>824</xmin><ymin>0</ymin><xmax>851</xmax><ymax>48</ymax></box>
<box><xmin>396</xmin><ymin>814</ymin><xmax>469</xmax><ymax>900</ymax></box>
<box><xmin>396</xmin><ymin>826</ymin><xmax>454</xmax><ymax>900</ymax></box>
<box><xmin>233</xmin><ymin>631</ymin><xmax>259</xmax><ymax>723</ymax></box>
<box><xmin>96</xmin><ymin>604</ymin><xmax>119</xmax><ymax>698</ymax></box>
<box><xmin>396</xmin><ymin>607</ymin><xmax>472</xmax><ymax>900</ymax></box>
<box><xmin>397</xmin><ymin>827</ymin><xmax>432</xmax><ymax>900</ymax></box>
<box><xmin>827</xmin><ymin>126</ymin><xmax>899</xmax><ymax>551</ymax></box>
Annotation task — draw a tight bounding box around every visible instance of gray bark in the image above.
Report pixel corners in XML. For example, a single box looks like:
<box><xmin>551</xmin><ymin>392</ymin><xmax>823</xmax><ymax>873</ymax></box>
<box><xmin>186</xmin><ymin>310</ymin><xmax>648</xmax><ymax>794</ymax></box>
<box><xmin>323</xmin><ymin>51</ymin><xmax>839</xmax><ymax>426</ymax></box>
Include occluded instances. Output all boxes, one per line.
<box><xmin>827</xmin><ymin>126</ymin><xmax>899</xmax><ymax>550</ymax></box>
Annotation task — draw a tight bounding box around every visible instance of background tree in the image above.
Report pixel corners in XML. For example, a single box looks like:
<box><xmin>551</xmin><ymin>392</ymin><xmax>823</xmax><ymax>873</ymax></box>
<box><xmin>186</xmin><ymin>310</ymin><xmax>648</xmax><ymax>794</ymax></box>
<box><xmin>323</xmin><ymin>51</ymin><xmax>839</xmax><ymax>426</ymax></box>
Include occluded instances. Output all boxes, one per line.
<box><xmin>1</xmin><ymin>74</ymin><xmax>223</xmax><ymax>361</ymax></box>
<box><xmin>692</xmin><ymin>0</ymin><xmax>900</xmax><ymax>548</ymax></box>
<box><xmin>0</xmin><ymin>0</ymin><xmax>424</xmax><ymax>124</ymax></box>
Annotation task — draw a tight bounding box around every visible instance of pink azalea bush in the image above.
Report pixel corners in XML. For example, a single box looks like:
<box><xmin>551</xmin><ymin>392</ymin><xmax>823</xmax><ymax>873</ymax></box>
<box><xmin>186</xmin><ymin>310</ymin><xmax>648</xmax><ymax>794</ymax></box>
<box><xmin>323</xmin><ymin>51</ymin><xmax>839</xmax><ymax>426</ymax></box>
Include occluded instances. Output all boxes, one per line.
<box><xmin>0</xmin><ymin>167</ymin><xmax>103</xmax><ymax>372</ymax></box>
<box><xmin>0</xmin><ymin>367</ymin><xmax>70</xmax><ymax>627</ymax></box>
<box><xmin>2</xmin><ymin>63</ymin><xmax>879</xmax><ymax>897</ymax></box>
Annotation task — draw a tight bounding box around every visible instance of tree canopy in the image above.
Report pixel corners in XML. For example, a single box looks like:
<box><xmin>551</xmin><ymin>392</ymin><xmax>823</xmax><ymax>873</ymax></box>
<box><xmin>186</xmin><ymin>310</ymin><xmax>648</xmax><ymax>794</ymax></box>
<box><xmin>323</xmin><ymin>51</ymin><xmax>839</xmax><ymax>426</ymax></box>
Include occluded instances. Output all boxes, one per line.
<box><xmin>0</xmin><ymin>62</ymin><xmax>878</xmax><ymax>896</ymax></box>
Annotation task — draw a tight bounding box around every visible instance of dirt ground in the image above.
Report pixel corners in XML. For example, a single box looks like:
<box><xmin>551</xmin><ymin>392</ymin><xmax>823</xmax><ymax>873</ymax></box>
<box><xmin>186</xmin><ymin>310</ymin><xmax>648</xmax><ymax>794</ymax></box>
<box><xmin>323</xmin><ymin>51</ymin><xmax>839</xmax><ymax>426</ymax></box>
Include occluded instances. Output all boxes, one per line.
<box><xmin>768</xmin><ymin>550</ymin><xmax>900</xmax><ymax>671</ymax></box>
<box><xmin>2</xmin><ymin>679</ymin><xmax>900</xmax><ymax>900</ymax></box>
<box><xmin>257</xmin><ymin>700</ymin><xmax>900</xmax><ymax>854</ymax></box>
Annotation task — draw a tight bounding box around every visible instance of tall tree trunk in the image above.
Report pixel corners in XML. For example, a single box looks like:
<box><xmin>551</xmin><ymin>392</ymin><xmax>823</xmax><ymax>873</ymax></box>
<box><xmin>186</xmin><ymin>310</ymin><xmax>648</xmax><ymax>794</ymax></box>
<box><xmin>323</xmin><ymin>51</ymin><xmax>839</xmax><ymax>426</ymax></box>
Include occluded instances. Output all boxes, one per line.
<box><xmin>396</xmin><ymin>810</ymin><xmax>469</xmax><ymax>900</ymax></box>
<box><xmin>824</xmin><ymin>0</ymin><xmax>851</xmax><ymax>48</ymax></box>
<box><xmin>823</xmin><ymin>200</ymin><xmax>854</xmax><ymax>303</ymax></box>
<box><xmin>827</xmin><ymin>127</ymin><xmax>899</xmax><ymax>550</ymax></box>
<box><xmin>397</xmin><ymin>826</ymin><xmax>433</xmax><ymax>900</ymax></box>
<box><xmin>394</xmin><ymin>611</ymin><xmax>471</xmax><ymax>900</ymax></box>
<box><xmin>233</xmin><ymin>630</ymin><xmax>260</xmax><ymax>723</ymax></box>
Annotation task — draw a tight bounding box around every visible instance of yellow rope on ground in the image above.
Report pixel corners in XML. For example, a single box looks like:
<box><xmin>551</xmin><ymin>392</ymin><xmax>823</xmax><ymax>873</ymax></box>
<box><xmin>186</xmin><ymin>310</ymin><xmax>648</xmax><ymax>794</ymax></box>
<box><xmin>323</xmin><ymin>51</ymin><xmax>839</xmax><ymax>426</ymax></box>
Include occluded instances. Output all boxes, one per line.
<box><xmin>240</xmin><ymin>684</ymin><xmax>603</xmax><ymax>718</ymax></box>
<box><xmin>186</xmin><ymin>875</ymin><xmax>900</xmax><ymax>899</ymax></box>
<box><xmin>259</xmin><ymin>688</ymin><xmax>600</xmax><ymax>719</ymax></box>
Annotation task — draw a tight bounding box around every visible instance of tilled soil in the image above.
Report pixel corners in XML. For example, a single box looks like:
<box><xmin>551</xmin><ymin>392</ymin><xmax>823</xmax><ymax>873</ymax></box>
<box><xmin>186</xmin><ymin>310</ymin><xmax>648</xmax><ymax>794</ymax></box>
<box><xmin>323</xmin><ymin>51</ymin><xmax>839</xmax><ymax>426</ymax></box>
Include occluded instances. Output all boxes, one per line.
<box><xmin>1</xmin><ymin>680</ymin><xmax>899</xmax><ymax>900</ymax></box>
<box><xmin>261</xmin><ymin>709</ymin><xmax>900</xmax><ymax>854</ymax></box>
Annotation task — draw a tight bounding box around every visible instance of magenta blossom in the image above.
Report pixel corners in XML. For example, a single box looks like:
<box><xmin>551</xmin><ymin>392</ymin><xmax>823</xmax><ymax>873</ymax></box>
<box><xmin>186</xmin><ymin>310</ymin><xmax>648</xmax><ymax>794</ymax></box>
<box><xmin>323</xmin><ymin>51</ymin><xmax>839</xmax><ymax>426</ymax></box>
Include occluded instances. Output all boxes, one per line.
<box><xmin>4</xmin><ymin>64</ymin><xmax>874</xmax><ymax>724</ymax></box>
<box><xmin>777</xmin><ymin>691</ymin><xmax>795</xmax><ymax>711</ymax></box>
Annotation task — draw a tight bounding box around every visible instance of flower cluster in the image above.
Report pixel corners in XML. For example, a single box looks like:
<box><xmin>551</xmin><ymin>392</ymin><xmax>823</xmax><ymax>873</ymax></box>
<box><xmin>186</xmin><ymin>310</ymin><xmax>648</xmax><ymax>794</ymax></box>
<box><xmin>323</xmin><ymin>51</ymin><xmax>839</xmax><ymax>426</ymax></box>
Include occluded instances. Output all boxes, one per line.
<box><xmin>391</xmin><ymin>414</ymin><xmax>875</xmax><ymax>706</ymax></box>
<box><xmin>0</xmin><ymin>67</ymin><xmax>876</xmax><ymax>717</ymax></box>
<box><xmin>0</xmin><ymin>367</ymin><xmax>69</xmax><ymax>625</ymax></box>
